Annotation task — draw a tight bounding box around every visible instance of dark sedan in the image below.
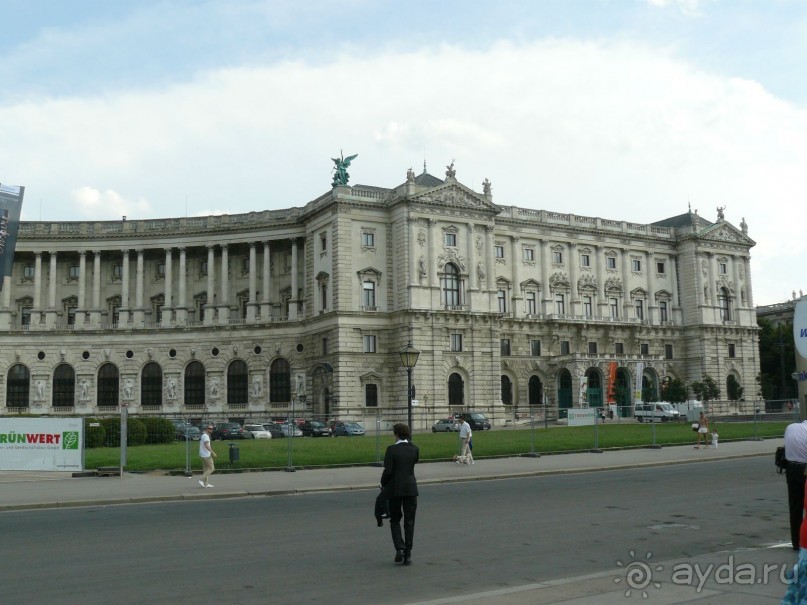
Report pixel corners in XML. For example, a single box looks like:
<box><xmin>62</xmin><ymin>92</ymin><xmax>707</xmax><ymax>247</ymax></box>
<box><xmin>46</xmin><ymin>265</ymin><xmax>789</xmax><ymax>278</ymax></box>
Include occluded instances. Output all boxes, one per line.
<box><xmin>212</xmin><ymin>422</ymin><xmax>245</xmax><ymax>440</ymax></box>
<box><xmin>328</xmin><ymin>421</ymin><xmax>365</xmax><ymax>437</ymax></box>
<box><xmin>299</xmin><ymin>420</ymin><xmax>332</xmax><ymax>437</ymax></box>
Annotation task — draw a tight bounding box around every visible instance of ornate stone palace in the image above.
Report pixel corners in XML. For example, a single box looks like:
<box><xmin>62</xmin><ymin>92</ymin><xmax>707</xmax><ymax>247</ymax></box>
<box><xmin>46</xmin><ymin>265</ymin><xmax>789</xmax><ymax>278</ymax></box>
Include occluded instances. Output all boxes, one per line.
<box><xmin>1</xmin><ymin>162</ymin><xmax>759</xmax><ymax>426</ymax></box>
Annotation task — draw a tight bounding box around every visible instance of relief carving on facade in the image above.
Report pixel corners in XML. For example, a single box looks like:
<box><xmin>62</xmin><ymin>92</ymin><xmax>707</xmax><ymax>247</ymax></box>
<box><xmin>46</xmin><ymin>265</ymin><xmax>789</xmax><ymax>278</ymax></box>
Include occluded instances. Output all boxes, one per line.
<box><xmin>577</xmin><ymin>273</ymin><xmax>598</xmax><ymax>293</ymax></box>
<box><xmin>549</xmin><ymin>272</ymin><xmax>570</xmax><ymax>289</ymax></box>
<box><xmin>604</xmin><ymin>276</ymin><xmax>623</xmax><ymax>293</ymax></box>
<box><xmin>437</xmin><ymin>249</ymin><xmax>466</xmax><ymax>271</ymax></box>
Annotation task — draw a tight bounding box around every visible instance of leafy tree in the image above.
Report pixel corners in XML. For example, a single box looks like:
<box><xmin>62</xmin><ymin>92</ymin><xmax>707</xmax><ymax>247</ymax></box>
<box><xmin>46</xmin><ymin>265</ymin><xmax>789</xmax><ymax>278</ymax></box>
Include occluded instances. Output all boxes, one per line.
<box><xmin>691</xmin><ymin>375</ymin><xmax>720</xmax><ymax>402</ymax></box>
<box><xmin>757</xmin><ymin>318</ymin><xmax>796</xmax><ymax>400</ymax></box>
<box><xmin>726</xmin><ymin>374</ymin><xmax>744</xmax><ymax>401</ymax></box>
<box><xmin>661</xmin><ymin>377</ymin><xmax>688</xmax><ymax>403</ymax></box>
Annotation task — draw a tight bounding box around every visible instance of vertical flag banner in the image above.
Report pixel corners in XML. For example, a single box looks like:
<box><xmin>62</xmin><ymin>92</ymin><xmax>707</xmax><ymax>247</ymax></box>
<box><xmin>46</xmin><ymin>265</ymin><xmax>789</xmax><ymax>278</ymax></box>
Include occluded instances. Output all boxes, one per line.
<box><xmin>607</xmin><ymin>361</ymin><xmax>617</xmax><ymax>403</ymax></box>
<box><xmin>634</xmin><ymin>362</ymin><xmax>645</xmax><ymax>405</ymax></box>
<box><xmin>0</xmin><ymin>182</ymin><xmax>25</xmax><ymax>289</ymax></box>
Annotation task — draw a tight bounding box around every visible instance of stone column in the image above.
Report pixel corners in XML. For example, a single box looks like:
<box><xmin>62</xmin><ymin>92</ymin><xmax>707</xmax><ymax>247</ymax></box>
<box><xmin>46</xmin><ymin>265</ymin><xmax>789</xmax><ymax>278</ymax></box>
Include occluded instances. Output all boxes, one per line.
<box><xmin>289</xmin><ymin>239</ymin><xmax>298</xmax><ymax>321</ymax></box>
<box><xmin>0</xmin><ymin>276</ymin><xmax>11</xmax><ymax>329</ymax></box>
<box><xmin>88</xmin><ymin>250</ymin><xmax>101</xmax><ymax>327</ymax></box>
<box><xmin>510</xmin><ymin>236</ymin><xmax>520</xmax><ymax>318</ymax></box>
<box><xmin>176</xmin><ymin>247</ymin><xmax>187</xmax><ymax>324</ymax></box>
<box><xmin>621</xmin><ymin>248</ymin><xmax>631</xmax><ymax>318</ymax></box>
<box><xmin>76</xmin><ymin>250</ymin><xmax>87</xmax><ymax>326</ymax></box>
<box><xmin>261</xmin><ymin>241</ymin><xmax>271</xmax><ymax>321</ymax></box>
<box><xmin>429</xmin><ymin>219</ymin><xmax>440</xmax><ymax>289</ymax></box>
<box><xmin>732</xmin><ymin>255</ymin><xmax>743</xmax><ymax>309</ymax></box>
<box><xmin>205</xmin><ymin>245</ymin><xmax>215</xmax><ymax>326</ymax></box>
<box><xmin>595</xmin><ymin>245</ymin><xmax>606</xmax><ymax>317</ymax></box>
<box><xmin>163</xmin><ymin>247</ymin><xmax>173</xmax><ymax>325</ymax></box>
<box><xmin>120</xmin><ymin>250</ymin><xmax>130</xmax><ymax>326</ymax></box>
<box><xmin>45</xmin><ymin>251</ymin><xmax>58</xmax><ymax>327</ymax></box>
<box><xmin>467</xmin><ymin>223</ymin><xmax>477</xmax><ymax>291</ymax></box>
<box><xmin>409</xmin><ymin>218</ymin><xmax>419</xmax><ymax>287</ymax></box>
<box><xmin>247</xmin><ymin>242</ymin><xmax>257</xmax><ymax>322</ymax></box>
<box><xmin>568</xmin><ymin>243</ymin><xmax>577</xmax><ymax>316</ymax></box>
<box><xmin>485</xmin><ymin>225</ymin><xmax>495</xmax><ymax>295</ymax></box>
<box><xmin>669</xmin><ymin>254</ymin><xmax>680</xmax><ymax>318</ymax></box>
<box><xmin>540</xmin><ymin>240</ymin><xmax>550</xmax><ymax>315</ymax></box>
<box><xmin>645</xmin><ymin>250</ymin><xmax>654</xmax><ymax>323</ymax></box>
<box><xmin>32</xmin><ymin>252</ymin><xmax>42</xmax><ymax>326</ymax></box>
<box><xmin>708</xmin><ymin>252</ymin><xmax>718</xmax><ymax>311</ymax></box>
<box><xmin>218</xmin><ymin>244</ymin><xmax>229</xmax><ymax>324</ymax></box>
<box><xmin>133</xmin><ymin>249</ymin><xmax>145</xmax><ymax>325</ymax></box>
<box><xmin>744</xmin><ymin>257</ymin><xmax>754</xmax><ymax>307</ymax></box>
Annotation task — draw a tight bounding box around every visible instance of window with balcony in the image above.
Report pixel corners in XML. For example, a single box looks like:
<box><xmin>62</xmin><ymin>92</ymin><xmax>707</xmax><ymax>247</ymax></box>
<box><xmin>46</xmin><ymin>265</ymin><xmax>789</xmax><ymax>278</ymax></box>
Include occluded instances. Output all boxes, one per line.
<box><xmin>610</xmin><ymin>298</ymin><xmax>619</xmax><ymax>318</ymax></box>
<box><xmin>659</xmin><ymin>300</ymin><xmax>669</xmax><ymax>322</ymax></box>
<box><xmin>635</xmin><ymin>299</ymin><xmax>644</xmax><ymax>320</ymax></box>
<box><xmin>583</xmin><ymin>295</ymin><xmax>593</xmax><ymax>317</ymax></box>
<box><xmin>440</xmin><ymin>263</ymin><xmax>462</xmax><ymax>307</ymax></box>
<box><xmin>362</xmin><ymin>281</ymin><xmax>376</xmax><ymax>309</ymax></box>
<box><xmin>497</xmin><ymin>289</ymin><xmax>507</xmax><ymax>313</ymax></box>
<box><xmin>555</xmin><ymin>293</ymin><xmax>565</xmax><ymax>315</ymax></box>
<box><xmin>718</xmin><ymin>287</ymin><xmax>731</xmax><ymax>321</ymax></box>
<box><xmin>525</xmin><ymin>291</ymin><xmax>537</xmax><ymax>315</ymax></box>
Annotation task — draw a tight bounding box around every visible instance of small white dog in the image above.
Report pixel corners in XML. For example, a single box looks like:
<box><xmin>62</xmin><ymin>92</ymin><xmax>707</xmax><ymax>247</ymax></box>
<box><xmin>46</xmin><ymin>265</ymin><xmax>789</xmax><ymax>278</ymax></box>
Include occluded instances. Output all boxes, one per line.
<box><xmin>711</xmin><ymin>432</ymin><xmax>719</xmax><ymax>448</ymax></box>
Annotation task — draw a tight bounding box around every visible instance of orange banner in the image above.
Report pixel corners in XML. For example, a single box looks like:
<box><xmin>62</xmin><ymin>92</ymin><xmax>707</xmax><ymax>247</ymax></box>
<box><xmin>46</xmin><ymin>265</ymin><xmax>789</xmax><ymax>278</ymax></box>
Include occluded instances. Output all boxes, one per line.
<box><xmin>607</xmin><ymin>361</ymin><xmax>617</xmax><ymax>404</ymax></box>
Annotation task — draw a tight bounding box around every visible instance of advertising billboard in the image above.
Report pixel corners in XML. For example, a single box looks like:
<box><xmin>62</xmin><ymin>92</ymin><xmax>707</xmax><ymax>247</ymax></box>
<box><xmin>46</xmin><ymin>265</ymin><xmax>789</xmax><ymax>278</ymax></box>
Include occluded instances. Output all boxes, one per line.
<box><xmin>0</xmin><ymin>182</ymin><xmax>25</xmax><ymax>288</ymax></box>
<box><xmin>0</xmin><ymin>418</ymin><xmax>83</xmax><ymax>471</ymax></box>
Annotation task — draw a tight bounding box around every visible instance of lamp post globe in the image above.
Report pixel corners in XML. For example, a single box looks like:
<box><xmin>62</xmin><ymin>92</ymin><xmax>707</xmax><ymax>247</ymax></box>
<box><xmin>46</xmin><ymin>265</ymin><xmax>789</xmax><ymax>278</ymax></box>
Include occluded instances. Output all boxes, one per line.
<box><xmin>399</xmin><ymin>342</ymin><xmax>421</xmax><ymax>432</ymax></box>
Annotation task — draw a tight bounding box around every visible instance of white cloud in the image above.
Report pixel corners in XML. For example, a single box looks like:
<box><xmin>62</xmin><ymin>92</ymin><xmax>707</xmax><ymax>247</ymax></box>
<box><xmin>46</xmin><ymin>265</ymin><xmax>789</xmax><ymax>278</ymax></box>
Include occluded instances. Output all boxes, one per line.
<box><xmin>647</xmin><ymin>0</ymin><xmax>708</xmax><ymax>16</ymax></box>
<box><xmin>2</xmin><ymin>38</ymin><xmax>805</xmax><ymax>304</ymax></box>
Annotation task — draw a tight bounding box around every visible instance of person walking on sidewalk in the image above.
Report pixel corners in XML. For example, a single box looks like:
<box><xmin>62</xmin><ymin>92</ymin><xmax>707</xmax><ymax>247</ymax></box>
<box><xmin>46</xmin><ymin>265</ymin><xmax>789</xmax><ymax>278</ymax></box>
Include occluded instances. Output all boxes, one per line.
<box><xmin>198</xmin><ymin>424</ymin><xmax>217</xmax><ymax>488</ymax></box>
<box><xmin>694</xmin><ymin>411</ymin><xmax>709</xmax><ymax>449</ymax></box>
<box><xmin>785</xmin><ymin>420</ymin><xmax>807</xmax><ymax>550</ymax></box>
<box><xmin>455</xmin><ymin>417</ymin><xmax>474</xmax><ymax>465</ymax></box>
<box><xmin>380</xmin><ymin>423</ymin><xmax>419</xmax><ymax>566</ymax></box>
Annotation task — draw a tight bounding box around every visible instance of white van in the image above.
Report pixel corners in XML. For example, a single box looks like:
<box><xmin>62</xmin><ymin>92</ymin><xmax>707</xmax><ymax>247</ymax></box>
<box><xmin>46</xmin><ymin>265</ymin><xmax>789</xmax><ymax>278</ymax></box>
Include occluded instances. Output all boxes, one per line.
<box><xmin>634</xmin><ymin>402</ymin><xmax>678</xmax><ymax>422</ymax></box>
<box><xmin>671</xmin><ymin>400</ymin><xmax>703</xmax><ymax>421</ymax></box>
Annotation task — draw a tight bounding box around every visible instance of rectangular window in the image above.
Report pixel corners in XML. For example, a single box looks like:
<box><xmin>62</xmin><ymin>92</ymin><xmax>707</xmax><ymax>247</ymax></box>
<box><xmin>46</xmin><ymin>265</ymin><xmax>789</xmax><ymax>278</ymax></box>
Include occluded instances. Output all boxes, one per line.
<box><xmin>530</xmin><ymin>339</ymin><xmax>541</xmax><ymax>356</ymax></box>
<box><xmin>581</xmin><ymin>254</ymin><xmax>590</xmax><ymax>267</ymax></box>
<box><xmin>111</xmin><ymin>305</ymin><xmax>120</xmax><ymax>324</ymax></box>
<box><xmin>640</xmin><ymin>343</ymin><xmax>649</xmax><ymax>355</ymax></box>
<box><xmin>500</xmin><ymin>339</ymin><xmax>511</xmax><ymax>356</ymax></box>
<box><xmin>23</xmin><ymin>265</ymin><xmax>35</xmax><ymax>279</ymax></box>
<box><xmin>362</xmin><ymin>231</ymin><xmax>375</xmax><ymax>247</ymax></box>
<box><xmin>615</xmin><ymin>342</ymin><xmax>624</xmax><ymax>355</ymax></box>
<box><xmin>635</xmin><ymin>299</ymin><xmax>644</xmax><ymax>320</ymax></box>
<box><xmin>363</xmin><ymin>335</ymin><xmax>377</xmax><ymax>353</ymax></box>
<box><xmin>560</xmin><ymin>341</ymin><xmax>570</xmax><ymax>355</ymax></box>
<box><xmin>719</xmin><ymin>262</ymin><xmax>728</xmax><ymax>275</ymax></box>
<box><xmin>497</xmin><ymin>289</ymin><xmax>507</xmax><ymax>313</ymax></box>
<box><xmin>610</xmin><ymin>297</ymin><xmax>619</xmax><ymax>318</ymax></box>
<box><xmin>322</xmin><ymin>337</ymin><xmax>328</xmax><ymax>355</ymax></box>
<box><xmin>657</xmin><ymin>261</ymin><xmax>666</xmax><ymax>274</ymax></box>
<box><xmin>494</xmin><ymin>245</ymin><xmax>505</xmax><ymax>258</ymax></box>
<box><xmin>553</xmin><ymin>251</ymin><xmax>563</xmax><ymax>264</ymax></box>
<box><xmin>156</xmin><ymin>261</ymin><xmax>165</xmax><ymax>277</ymax></box>
<box><xmin>113</xmin><ymin>264</ymin><xmax>123</xmax><ymax>279</ymax></box>
<box><xmin>607</xmin><ymin>257</ymin><xmax>616</xmax><ymax>270</ymax></box>
<box><xmin>321</xmin><ymin>233</ymin><xmax>327</xmax><ymax>252</ymax></box>
<box><xmin>525</xmin><ymin>291</ymin><xmax>537</xmax><ymax>315</ymax></box>
<box><xmin>68</xmin><ymin>265</ymin><xmax>80</xmax><ymax>279</ymax></box>
<box><xmin>21</xmin><ymin>307</ymin><xmax>32</xmax><ymax>326</ymax></box>
<box><xmin>555</xmin><ymin>293</ymin><xmax>565</xmax><ymax>315</ymax></box>
<box><xmin>665</xmin><ymin>344</ymin><xmax>674</xmax><ymax>359</ymax></box>
<box><xmin>659</xmin><ymin>301</ymin><xmax>668</xmax><ymax>322</ymax></box>
<box><xmin>67</xmin><ymin>306</ymin><xmax>77</xmax><ymax>325</ymax></box>
<box><xmin>365</xmin><ymin>383</ymin><xmax>378</xmax><ymax>407</ymax></box>
<box><xmin>241</xmin><ymin>256</ymin><xmax>249</xmax><ymax>273</ymax></box>
<box><xmin>588</xmin><ymin>342</ymin><xmax>598</xmax><ymax>355</ymax></box>
<box><xmin>321</xmin><ymin>283</ymin><xmax>328</xmax><ymax>309</ymax></box>
<box><xmin>445</xmin><ymin>232</ymin><xmax>457</xmax><ymax>247</ymax></box>
<box><xmin>583</xmin><ymin>295</ymin><xmax>593</xmax><ymax>317</ymax></box>
<box><xmin>362</xmin><ymin>281</ymin><xmax>376</xmax><ymax>308</ymax></box>
<box><xmin>450</xmin><ymin>333</ymin><xmax>463</xmax><ymax>352</ymax></box>
<box><xmin>728</xmin><ymin>343</ymin><xmax>736</xmax><ymax>358</ymax></box>
<box><xmin>199</xmin><ymin>260</ymin><xmax>208</xmax><ymax>276</ymax></box>
<box><xmin>523</xmin><ymin>248</ymin><xmax>535</xmax><ymax>262</ymax></box>
<box><xmin>632</xmin><ymin>259</ymin><xmax>642</xmax><ymax>272</ymax></box>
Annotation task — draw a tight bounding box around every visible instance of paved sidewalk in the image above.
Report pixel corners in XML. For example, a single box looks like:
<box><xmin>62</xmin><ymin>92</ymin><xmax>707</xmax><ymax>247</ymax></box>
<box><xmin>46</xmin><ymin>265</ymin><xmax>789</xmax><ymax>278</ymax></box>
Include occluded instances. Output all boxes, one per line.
<box><xmin>0</xmin><ymin>438</ymin><xmax>792</xmax><ymax>604</ymax></box>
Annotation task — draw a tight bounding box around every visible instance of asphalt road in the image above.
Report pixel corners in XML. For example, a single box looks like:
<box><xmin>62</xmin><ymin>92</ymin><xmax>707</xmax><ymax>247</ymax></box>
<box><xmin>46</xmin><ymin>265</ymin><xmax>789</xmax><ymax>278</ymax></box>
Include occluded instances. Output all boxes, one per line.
<box><xmin>0</xmin><ymin>457</ymin><xmax>787</xmax><ymax>605</ymax></box>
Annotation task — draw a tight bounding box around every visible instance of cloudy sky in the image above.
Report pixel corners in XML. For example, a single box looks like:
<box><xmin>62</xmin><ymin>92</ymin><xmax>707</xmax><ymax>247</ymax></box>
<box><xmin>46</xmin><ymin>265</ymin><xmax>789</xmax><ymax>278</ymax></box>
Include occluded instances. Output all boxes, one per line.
<box><xmin>1</xmin><ymin>0</ymin><xmax>805</xmax><ymax>305</ymax></box>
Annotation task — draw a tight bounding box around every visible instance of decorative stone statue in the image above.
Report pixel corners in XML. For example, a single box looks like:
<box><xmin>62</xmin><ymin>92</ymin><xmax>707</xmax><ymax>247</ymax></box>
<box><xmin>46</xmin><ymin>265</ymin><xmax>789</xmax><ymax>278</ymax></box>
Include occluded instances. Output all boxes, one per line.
<box><xmin>252</xmin><ymin>376</ymin><xmax>262</xmax><ymax>397</ymax></box>
<box><xmin>740</xmin><ymin>217</ymin><xmax>748</xmax><ymax>234</ymax></box>
<box><xmin>717</xmin><ymin>205</ymin><xmax>725</xmax><ymax>221</ymax></box>
<box><xmin>477</xmin><ymin>261</ymin><xmax>486</xmax><ymax>282</ymax></box>
<box><xmin>445</xmin><ymin>160</ymin><xmax>456</xmax><ymax>179</ymax></box>
<box><xmin>209</xmin><ymin>377</ymin><xmax>219</xmax><ymax>399</ymax></box>
<box><xmin>483</xmin><ymin>178</ymin><xmax>491</xmax><ymax>196</ymax></box>
<box><xmin>406</xmin><ymin>167</ymin><xmax>415</xmax><ymax>183</ymax></box>
<box><xmin>418</xmin><ymin>255</ymin><xmax>427</xmax><ymax>280</ymax></box>
<box><xmin>123</xmin><ymin>378</ymin><xmax>134</xmax><ymax>400</ymax></box>
<box><xmin>35</xmin><ymin>380</ymin><xmax>45</xmax><ymax>401</ymax></box>
<box><xmin>165</xmin><ymin>377</ymin><xmax>177</xmax><ymax>400</ymax></box>
<box><xmin>331</xmin><ymin>151</ymin><xmax>358</xmax><ymax>187</ymax></box>
<box><xmin>296</xmin><ymin>373</ymin><xmax>305</xmax><ymax>396</ymax></box>
<box><xmin>79</xmin><ymin>378</ymin><xmax>90</xmax><ymax>401</ymax></box>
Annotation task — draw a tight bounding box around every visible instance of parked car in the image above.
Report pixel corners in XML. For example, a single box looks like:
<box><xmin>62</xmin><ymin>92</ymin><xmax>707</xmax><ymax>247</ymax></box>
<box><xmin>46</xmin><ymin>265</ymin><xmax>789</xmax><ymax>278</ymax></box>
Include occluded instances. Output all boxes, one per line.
<box><xmin>329</xmin><ymin>421</ymin><xmax>366</xmax><ymax>437</ymax></box>
<box><xmin>212</xmin><ymin>422</ymin><xmax>245</xmax><ymax>440</ymax></box>
<box><xmin>243</xmin><ymin>423</ymin><xmax>273</xmax><ymax>439</ymax></box>
<box><xmin>432</xmin><ymin>418</ymin><xmax>458</xmax><ymax>432</ymax></box>
<box><xmin>299</xmin><ymin>420</ymin><xmax>332</xmax><ymax>437</ymax></box>
<box><xmin>262</xmin><ymin>423</ymin><xmax>283</xmax><ymax>439</ymax></box>
<box><xmin>633</xmin><ymin>403</ymin><xmax>678</xmax><ymax>422</ymax></box>
<box><xmin>176</xmin><ymin>425</ymin><xmax>202</xmax><ymax>441</ymax></box>
<box><xmin>456</xmin><ymin>413</ymin><xmax>492</xmax><ymax>431</ymax></box>
<box><xmin>276</xmin><ymin>422</ymin><xmax>303</xmax><ymax>438</ymax></box>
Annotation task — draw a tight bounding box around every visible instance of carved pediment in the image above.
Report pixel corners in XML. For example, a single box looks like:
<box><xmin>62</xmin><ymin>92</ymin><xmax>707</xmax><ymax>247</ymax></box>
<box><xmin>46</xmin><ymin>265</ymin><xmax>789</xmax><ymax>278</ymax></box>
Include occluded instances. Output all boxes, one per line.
<box><xmin>577</xmin><ymin>273</ymin><xmax>598</xmax><ymax>291</ymax></box>
<box><xmin>699</xmin><ymin>223</ymin><xmax>755</xmax><ymax>246</ymax></box>
<box><xmin>549</xmin><ymin>272</ymin><xmax>570</xmax><ymax>289</ymax></box>
<box><xmin>604</xmin><ymin>276</ymin><xmax>623</xmax><ymax>293</ymax></box>
<box><xmin>410</xmin><ymin>183</ymin><xmax>499</xmax><ymax>214</ymax></box>
<box><xmin>437</xmin><ymin>249</ymin><xmax>467</xmax><ymax>271</ymax></box>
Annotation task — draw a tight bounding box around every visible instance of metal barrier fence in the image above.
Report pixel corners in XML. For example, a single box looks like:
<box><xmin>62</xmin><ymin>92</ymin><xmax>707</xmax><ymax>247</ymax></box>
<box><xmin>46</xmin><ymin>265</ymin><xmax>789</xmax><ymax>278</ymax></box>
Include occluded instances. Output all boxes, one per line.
<box><xmin>77</xmin><ymin>402</ymin><xmax>795</xmax><ymax>473</ymax></box>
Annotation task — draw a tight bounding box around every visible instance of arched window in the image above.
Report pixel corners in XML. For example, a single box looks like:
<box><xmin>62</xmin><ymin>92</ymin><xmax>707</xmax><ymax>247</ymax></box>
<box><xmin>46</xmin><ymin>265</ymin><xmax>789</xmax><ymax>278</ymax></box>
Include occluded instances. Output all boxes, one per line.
<box><xmin>7</xmin><ymin>364</ymin><xmax>30</xmax><ymax>408</ymax></box>
<box><xmin>141</xmin><ymin>362</ymin><xmax>162</xmax><ymax>406</ymax></box>
<box><xmin>53</xmin><ymin>363</ymin><xmax>75</xmax><ymax>408</ymax></box>
<box><xmin>441</xmin><ymin>263</ymin><xmax>461</xmax><ymax>307</ymax></box>
<box><xmin>97</xmin><ymin>363</ymin><xmax>119</xmax><ymax>407</ymax></box>
<box><xmin>718</xmin><ymin>287</ymin><xmax>731</xmax><ymax>321</ymax></box>
<box><xmin>448</xmin><ymin>373</ymin><xmax>464</xmax><ymax>407</ymax></box>
<box><xmin>184</xmin><ymin>361</ymin><xmax>206</xmax><ymax>406</ymax></box>
<box><xmin>501</xmin><ymin>376</ymin><xmax>513</xmax><ymax>405</ymax></box>
<box><xmin>528</xmin><ymin>375</ymin><xmax>543</xmax><ymax>406</ymax></box>
<box><xmin>227</xmin><ymin>360</ymin><xmax>248</xmax><ymax>405</ymax></box>
<box><xmin>269</xmin><ymin>358</ymin><xmax>291</xmax><ymax>404</ymax></box>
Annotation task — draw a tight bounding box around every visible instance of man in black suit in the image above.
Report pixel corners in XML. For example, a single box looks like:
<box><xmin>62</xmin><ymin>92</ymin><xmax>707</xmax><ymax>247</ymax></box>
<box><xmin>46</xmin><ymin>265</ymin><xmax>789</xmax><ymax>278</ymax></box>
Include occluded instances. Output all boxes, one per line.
<box><xmin>380</xmin><ymin>423</ymin><xmax>419</xmax><ymax>566</ymax></box>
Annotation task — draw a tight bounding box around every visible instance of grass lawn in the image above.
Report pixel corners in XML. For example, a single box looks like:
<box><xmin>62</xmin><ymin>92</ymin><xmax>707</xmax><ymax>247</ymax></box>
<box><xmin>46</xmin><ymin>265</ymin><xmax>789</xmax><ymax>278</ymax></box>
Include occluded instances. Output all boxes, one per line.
<box><xmin>87</xmin><ymin>420</ymin><xmax>787</xmax><ymax>473</ymax></box>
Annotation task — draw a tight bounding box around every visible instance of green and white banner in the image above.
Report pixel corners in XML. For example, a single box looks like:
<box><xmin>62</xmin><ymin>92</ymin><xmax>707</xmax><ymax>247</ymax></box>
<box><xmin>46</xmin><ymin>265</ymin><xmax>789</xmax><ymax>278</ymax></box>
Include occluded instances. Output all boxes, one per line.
<box><xmin>0</xmin><ymin>418</ymin><xmax>83</xmax><ymax>471</ymax></box>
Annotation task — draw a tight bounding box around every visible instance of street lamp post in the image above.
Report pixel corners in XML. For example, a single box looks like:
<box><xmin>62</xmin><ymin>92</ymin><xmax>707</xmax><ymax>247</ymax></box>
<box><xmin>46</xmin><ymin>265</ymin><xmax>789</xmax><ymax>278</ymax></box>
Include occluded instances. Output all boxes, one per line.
<box><xmin>399</xmin><ymin>342</ymin><xmax>421</xmax><ymax>433</ymax></box>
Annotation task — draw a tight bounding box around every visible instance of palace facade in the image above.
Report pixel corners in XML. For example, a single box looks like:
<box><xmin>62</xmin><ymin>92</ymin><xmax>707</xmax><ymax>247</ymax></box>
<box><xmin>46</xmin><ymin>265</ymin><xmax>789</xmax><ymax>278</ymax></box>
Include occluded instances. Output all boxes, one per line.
<box><xmin>0</xmin><ymin>164</ymin><xmax>760</xmax><ymax>427</ymax></box>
